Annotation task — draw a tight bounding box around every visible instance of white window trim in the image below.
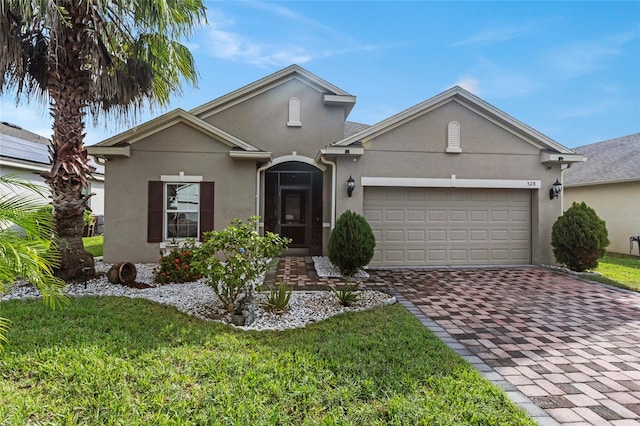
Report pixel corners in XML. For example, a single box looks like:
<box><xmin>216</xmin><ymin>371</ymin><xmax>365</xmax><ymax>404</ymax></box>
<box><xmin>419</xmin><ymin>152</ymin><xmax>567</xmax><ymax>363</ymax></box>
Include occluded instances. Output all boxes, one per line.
<box><xmin>160</xmin><ymin>171</ymin><xmax>203</xmax><ymax>182</ymax></box>
<box><xmin>164</xmin><ymin>182</ymin><xmax>201</xmax><ymax>241</ymax></box>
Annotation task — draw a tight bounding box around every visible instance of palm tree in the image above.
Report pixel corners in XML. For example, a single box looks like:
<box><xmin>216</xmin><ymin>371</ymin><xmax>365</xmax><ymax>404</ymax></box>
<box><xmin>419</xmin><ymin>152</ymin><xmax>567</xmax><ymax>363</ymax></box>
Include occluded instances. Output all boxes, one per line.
<box><xmin>0</xmin><ymin>0</ymin><xmax>206</xmax><ymax>280</ymax></box>
<box><xmin>0</xmin><ymin>175</ymin><xmax>68</xmax><ymax>350</ymax></box>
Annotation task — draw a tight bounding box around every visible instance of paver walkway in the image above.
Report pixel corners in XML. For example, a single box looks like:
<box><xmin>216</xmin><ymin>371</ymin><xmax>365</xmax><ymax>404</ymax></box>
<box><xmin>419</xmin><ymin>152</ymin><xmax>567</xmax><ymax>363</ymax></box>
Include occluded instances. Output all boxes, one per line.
<box><xmin>272</xmin><ymin>257</ymin><xmax>640</xmax><ymax>425</ymax></box>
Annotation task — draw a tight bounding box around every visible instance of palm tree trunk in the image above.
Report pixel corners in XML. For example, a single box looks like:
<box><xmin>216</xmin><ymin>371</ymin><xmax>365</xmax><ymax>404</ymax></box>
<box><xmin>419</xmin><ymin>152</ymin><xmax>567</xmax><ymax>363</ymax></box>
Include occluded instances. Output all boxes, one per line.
<box><xmin>43</xmin><ymin>3</ymin><xmax>95</xmax><ymax>281</ymax></box>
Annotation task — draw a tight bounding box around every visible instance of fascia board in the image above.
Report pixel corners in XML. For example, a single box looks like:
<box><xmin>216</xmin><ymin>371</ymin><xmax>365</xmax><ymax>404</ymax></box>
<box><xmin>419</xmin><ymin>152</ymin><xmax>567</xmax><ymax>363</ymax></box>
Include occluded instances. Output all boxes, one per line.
<box><xmin>333</xmin><ymin>86</ymin><xmax>576</xmax><ymax>155</ymax></box>
<box><xmin>93</xmin><ymin>109</ymin><xmax>259</xmax><ymax>152</ymax></box>
<box><xmin>192</xmin><ymin>65</ymin><xmax>353</xmax><ymax>119</ymax></box>
<box><xmin>86</xmin><ymin>145</ymin><xmax>130</xmax><ymax>157</ymax></box>
<box><xmin>0</xmin><ymin>158</ymin><xmax>104</xmax><ymax>181</ymax></box>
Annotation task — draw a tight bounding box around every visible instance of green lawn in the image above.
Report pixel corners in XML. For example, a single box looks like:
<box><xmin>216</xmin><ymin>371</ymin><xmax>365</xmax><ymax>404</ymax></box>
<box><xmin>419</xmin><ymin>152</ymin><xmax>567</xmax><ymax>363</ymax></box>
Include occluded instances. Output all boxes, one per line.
<box><xmin>0</xmin><ymin>298</ymin><xmax>534</xmax><ymax>425</ymax></box>
<box><xmin>83</xmin><ymin>235</ymin><xmax>103</xmax><ymax>257</ymax></box>
<box><xmin>591</xmin><ymin>253</ymin><xmax>640</xmax><ymax>292</ymax></box>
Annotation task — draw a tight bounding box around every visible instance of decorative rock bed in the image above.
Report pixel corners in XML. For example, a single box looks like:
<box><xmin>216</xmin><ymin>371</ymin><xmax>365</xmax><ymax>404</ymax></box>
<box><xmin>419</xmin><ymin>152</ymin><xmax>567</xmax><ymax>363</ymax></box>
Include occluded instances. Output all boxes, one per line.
<box><xmin>2</xmin><ymin>260</ymin><xmax>395</xmax><ymax>331</ymax></box>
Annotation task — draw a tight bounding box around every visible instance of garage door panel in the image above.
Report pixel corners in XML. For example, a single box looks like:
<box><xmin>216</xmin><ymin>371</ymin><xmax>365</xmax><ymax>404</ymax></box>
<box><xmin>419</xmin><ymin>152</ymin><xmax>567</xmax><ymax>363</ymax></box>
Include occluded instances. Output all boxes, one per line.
<box><xmin>364</xmin><ymin>187</ymin><xmax>531</xmax><ymax>266</ymax></box>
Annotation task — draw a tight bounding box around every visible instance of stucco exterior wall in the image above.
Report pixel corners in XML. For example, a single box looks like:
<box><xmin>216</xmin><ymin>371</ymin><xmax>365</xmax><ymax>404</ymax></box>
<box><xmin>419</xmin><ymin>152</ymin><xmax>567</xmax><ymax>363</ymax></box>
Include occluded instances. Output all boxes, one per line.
<box><xmin>202</xmin><ymin>79</ymin><xmax>345</xmax><ymax>158</ymax></box>
<box><xmin>102</xmin><ymin>123</ymin><xmax>256</xmax><ymax>263</ymax></box>
<box><xmin>333</xmin><ymin>100</ymin><xmax>563</xmax><ymax>265</ymax></box>
<box><xmin>564</xmin><ymin>181</ymin><xmax>640</xmax><ymax>255</ymax></box>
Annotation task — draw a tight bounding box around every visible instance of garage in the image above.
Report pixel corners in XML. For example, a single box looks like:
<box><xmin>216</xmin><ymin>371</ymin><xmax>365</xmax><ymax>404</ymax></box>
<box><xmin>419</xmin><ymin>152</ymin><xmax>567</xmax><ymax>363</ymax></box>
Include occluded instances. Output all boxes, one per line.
<box><xmin>363</xmin><ymin>187</ymin><xmax>531</xmax><ymax>267</ymax></box>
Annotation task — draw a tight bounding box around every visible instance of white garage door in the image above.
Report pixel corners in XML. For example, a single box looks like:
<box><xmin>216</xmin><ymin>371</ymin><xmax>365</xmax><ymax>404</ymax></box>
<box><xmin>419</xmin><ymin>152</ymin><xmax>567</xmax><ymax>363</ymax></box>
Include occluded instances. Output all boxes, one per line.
<box><xmin>364</xmin><ymin>187</ymin><xmax>531</xmax><ymax>266</ymax></box>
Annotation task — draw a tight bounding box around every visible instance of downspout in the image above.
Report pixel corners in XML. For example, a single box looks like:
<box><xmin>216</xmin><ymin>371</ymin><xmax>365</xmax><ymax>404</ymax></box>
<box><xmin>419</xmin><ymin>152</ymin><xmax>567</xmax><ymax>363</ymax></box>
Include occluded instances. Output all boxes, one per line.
<box><xmin>560</xmin><ymin>163</ymin><xmax>570</xmax><ymax>212</ymax></box>
<box><xmin>319</xmin><ymin>154</ymin><xmax>336</xmax><ymax>230</ymax></box>
<box><xmin>256</xmin><ymin>161</ymin><xmax>272</xmax><ymax>232</ymax></box>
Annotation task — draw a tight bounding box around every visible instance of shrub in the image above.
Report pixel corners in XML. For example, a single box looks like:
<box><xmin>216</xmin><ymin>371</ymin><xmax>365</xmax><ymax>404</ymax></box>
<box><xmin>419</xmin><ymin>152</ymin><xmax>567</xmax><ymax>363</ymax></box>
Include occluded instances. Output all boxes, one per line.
<box><xmin>193</xmin><ymin>216</ymin><xmax>289</xmax><ymax>312</ymax></box>
<box><xmin>328</xmin><ymin>210</ymin><xmax>375</xmax><ymax>276</ymax></box>
<box><xmin>552</xmin><ymin>201</ymin><xmax>610</xmax><ymax>272</ymax></box>
<box><xmin>154</xmin><ymin>239</ymin><xmax>202</xmax><ymax>283</ymax></box>
<box><xmin>263</xmin><ymin>281</ymin><xmax>292</xmax><ymax>314</ymax></box>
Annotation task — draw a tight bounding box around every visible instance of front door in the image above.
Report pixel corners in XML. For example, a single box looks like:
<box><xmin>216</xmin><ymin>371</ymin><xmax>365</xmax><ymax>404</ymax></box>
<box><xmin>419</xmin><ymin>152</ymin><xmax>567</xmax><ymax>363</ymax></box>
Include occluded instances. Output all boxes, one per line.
<box><xmin>264</xmin><ymin>162</ymin><xmax>323</xmax><ymax>255</ymax></box>
<box><xmin>280</xmin><ymin>188</ymin><xmax>310</xmax><ymax>248</ymax></box>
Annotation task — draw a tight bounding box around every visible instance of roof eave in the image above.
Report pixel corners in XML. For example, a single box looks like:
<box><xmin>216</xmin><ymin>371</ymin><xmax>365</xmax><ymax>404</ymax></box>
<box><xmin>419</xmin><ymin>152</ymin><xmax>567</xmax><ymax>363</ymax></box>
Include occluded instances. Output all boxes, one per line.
<box><xmin>540</xmin><ymin>152</ymin><xmax>585</xmax><ymax>165</ymax></box>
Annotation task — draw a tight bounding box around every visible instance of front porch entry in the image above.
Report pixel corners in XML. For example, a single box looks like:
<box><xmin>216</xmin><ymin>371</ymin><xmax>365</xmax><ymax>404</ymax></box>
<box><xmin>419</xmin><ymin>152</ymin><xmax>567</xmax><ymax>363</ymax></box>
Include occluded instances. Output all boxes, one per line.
<box><xmin>264</xmin><ymin>162</ymin><xmax>323</xmax><ymax>256</ymax></box>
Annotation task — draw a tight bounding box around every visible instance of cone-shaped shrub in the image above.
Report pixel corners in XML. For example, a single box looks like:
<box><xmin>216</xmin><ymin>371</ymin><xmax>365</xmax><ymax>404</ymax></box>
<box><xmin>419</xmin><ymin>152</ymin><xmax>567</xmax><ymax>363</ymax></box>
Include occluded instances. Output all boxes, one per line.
<box><xmin>328</xmin><ymin>210</ymin><xmax>376</xmax><ymax>276</ymax></box>
<box><xmin>551</xmin><ymin>201</ymin><xmax>609</xmax><ymax>272</ymax></box>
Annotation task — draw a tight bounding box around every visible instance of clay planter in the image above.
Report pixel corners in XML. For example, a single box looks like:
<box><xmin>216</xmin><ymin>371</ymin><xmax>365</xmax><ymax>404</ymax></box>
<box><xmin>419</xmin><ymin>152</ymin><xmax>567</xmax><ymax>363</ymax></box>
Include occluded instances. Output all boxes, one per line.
<box><xmin>107</xmin><ymin>262</ymin><xmax>137</xmax><ymax>285</ymax></box>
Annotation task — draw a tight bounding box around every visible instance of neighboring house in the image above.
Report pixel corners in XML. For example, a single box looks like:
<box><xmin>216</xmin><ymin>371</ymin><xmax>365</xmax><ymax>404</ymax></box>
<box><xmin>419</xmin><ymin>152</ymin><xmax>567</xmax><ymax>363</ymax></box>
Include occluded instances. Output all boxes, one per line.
<box><xmin>563</xmin><ymin>133</ymin><xmax>640</xmax><ymax>255</ymax></box>
<box><xmin>88</xmin><ymin>65</ymin><xmax>582</xmax><ymax>266</ymax></box>
<box><xmin>0</xmin><ymin>121</ymin><xmax>105</xmax><ymax>222</ymax></box>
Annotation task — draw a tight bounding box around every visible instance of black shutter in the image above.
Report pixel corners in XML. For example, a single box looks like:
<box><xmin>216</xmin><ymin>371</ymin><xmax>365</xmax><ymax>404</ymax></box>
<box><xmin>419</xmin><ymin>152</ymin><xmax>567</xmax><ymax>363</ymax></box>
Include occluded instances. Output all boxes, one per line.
<box><xmin>147</xmin><ymin>181</ymin><xmax>163</xmax><ymax>243</ymax></box>
<box><xmin>200</xmin><ymin>181</ymin><xmax>215</xmax><ymax>241</ymax></box>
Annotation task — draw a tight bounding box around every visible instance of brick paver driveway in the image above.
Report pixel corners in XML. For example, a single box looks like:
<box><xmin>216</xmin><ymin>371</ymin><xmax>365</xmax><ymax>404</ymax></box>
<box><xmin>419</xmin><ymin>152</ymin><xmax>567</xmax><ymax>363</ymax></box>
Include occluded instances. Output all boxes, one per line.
<box><xmin>372</xmin><ymin>267</ymin><xmax>640</xmax><ymax>425</ymax></box>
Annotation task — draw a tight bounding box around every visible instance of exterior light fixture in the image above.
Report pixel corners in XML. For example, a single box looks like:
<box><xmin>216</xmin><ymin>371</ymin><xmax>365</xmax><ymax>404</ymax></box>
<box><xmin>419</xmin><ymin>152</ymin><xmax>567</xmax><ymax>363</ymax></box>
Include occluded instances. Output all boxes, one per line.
<box><xmin>347</xmin><ymin>175</ymin><xmax>355</xmax><ymax>197</ymax></box>
<box><xmin>549</xmin><ymin>179</ymin><xmax>562</xmax><ymax>200</ymax></box>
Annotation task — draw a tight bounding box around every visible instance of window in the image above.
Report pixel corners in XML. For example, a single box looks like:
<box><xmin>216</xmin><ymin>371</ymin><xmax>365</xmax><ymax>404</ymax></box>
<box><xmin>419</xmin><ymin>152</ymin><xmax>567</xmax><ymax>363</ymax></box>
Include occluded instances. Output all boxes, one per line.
<box><xmin>287</xmin><ymin>97</ymin><xmax>302</xmax><ymax>127</ymax></box>
<box><xmin>148</xmin><ymin>181</ymin><xmax>214</xmax><ymax>243</ymax></box>
<box><xmin>166</xmin><ymin>183</ymin><xmax>199</xmax><ymax>239</ymax></box>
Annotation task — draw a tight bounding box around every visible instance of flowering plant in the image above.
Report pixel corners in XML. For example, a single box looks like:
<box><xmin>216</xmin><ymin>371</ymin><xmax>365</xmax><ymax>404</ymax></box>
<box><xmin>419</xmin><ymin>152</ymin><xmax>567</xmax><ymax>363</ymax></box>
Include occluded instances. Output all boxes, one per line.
<box><xmin>192</xmin><ymin>216</ymin><xmax>288</xmax><ymax>312</ymax></box>
<box><xmin>153</xmin><ymin>239</ymin><xmax>202</xmax><ymax>283</ymax></box>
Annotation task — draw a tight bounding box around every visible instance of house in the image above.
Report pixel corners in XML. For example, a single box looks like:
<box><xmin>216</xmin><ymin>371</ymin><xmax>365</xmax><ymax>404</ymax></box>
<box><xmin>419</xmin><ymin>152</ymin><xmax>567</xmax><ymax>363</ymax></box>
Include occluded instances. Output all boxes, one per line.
<box><xmin>563</xmin><ymin>133</ymin><xmax>640</xmax><ymax>255</ymax></box>
<box><xmin>0</xmin><ymin>121</ymin><xmax>105</xmax><ymax>231</ymax></box>
<box><xmin>87</xmin><ymin>65</ymin><xmax>583</xmax><ymax>266</ymax></box>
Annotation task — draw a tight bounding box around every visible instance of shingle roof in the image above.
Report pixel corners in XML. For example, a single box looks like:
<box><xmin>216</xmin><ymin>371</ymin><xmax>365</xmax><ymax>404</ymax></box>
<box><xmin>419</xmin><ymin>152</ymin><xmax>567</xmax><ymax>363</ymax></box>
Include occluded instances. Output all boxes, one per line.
<box><xmin>344</xmin><ymin>121</ymin><xmax>370</xmax><ymax>138</ymax></box>
<box><xmin>0</xmin><ymin>121</ymin><xmax>50</xmax><ymax>145</ymax></box>
<box><xmin>564</xmin><ymin>133</ymin><xmax>640</xmax><ymax>186</ymax></box>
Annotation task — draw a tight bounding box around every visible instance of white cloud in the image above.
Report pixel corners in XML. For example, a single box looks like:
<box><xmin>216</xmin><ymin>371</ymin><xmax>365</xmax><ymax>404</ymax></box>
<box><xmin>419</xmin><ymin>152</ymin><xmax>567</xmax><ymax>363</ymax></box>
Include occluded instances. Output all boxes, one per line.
<box><xmin>547</xmin><ymin>30</ymin><xmax>638</xmax><ymax>77</ymax></box>
<box><xmin>451</xmin><ymin>76</ymin><xmax>481</xmax><ymax>95</ymax></box>
<box><xmin>453</xmin><ymin>26</ymin><xmax>534</xmax><ymax>47</ymax></box>
<box><xmin>0</xmin><ymin>100</ymin><xmax>52</xmax><ymax>138</ymax></box>
<box><xmin>450</xmin><ymin>58</ymin><xmax>537</xmax><ymax>99</ymax></box>
<box><xmin>201</xmin><ymin>5</ymin><xmax>387</xmax><ymax>67</ymax></box>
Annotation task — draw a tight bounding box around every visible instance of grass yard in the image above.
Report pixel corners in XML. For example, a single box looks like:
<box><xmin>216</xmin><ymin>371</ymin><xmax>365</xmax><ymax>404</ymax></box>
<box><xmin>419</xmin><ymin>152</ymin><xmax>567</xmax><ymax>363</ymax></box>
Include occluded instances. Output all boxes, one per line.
<box><xmin>592</xmin><ymin>253</ymin><xmax>640</xmax><ymax>292</ymax></box>
<box><xmin>82</xmin><ymin>235</ymin><xmax>103</xmax><ymax>257</ymax></box>
<box><xmin>0</xmin><ymin>298</ymin><xmax>534</xmax><ymax>425</ymax></box>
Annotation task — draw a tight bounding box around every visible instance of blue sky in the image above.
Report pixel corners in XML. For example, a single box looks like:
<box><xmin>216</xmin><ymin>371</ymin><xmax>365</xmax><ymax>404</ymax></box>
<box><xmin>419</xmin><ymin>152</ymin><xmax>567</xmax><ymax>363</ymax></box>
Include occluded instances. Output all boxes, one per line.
<box><xmin>1</xmin><ymin>1</ymin><xmax>639</xmax><ymax>148</ymax></box>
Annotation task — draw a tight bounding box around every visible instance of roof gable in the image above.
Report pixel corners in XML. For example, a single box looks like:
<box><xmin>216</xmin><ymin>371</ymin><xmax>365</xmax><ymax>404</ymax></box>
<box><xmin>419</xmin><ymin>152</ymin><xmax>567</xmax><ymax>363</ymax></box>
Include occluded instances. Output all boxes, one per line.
<box><xmin>89</xmin><ymin>108</ymin><xmax>260</xmax><ymax>152</ymax></box>
<box><xmin>564</xmin><ymin>133</ymin><xmax>640</xmax><ymax>186</ymax></box>
<box><xmin>190</xmin><ymin>64</ymin><xmax>355</xmax><ymax>120</ymax></box>
<box><xmin>333</xmin><ymin>86</ymin><xmax>574</xmax><ymax>154</ymax></box>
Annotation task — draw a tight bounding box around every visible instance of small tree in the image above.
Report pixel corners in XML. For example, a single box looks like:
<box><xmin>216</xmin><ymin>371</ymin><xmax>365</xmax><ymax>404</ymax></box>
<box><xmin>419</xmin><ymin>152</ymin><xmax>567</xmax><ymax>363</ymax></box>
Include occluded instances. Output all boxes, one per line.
<box><xmin>328</xmin><ymin>210</ymin><xmax>376</xmax><ymax>277</ymax></box>
<box><xmin>552</xmin><ymin>201</ymin><xmax>609</xmax><ymax>272</ymax></box>
<box><xmin>193</xmin><ymin>217</ymin><xmax>288</xmax><ymax>314</ymax></box>
<box><xmin>0</xmin><ymin>175</ymin><xmax>67</xmax><ymax>350</ymax></box>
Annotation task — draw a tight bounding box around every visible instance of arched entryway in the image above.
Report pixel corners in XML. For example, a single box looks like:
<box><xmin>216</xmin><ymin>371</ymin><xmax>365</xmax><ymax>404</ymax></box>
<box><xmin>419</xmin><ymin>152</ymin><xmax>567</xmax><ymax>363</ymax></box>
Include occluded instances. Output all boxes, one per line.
<box><xmin>264</xmin><ymin>162</ymin><xmax>323</xmax><ymax>255</ymax></box>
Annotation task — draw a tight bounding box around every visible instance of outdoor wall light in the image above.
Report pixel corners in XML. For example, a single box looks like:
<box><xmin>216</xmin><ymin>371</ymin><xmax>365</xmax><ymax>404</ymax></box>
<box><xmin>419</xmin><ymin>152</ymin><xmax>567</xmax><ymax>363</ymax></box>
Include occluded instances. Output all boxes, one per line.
<box><xmin>549</xmin><ymin>179</ymin><xmax>562</xmax><ymax>200</ymax></box>
<box><xmin>347</xmin><ymin>175</ymin><xmax>355</xmax><ymax>197</ymax></box>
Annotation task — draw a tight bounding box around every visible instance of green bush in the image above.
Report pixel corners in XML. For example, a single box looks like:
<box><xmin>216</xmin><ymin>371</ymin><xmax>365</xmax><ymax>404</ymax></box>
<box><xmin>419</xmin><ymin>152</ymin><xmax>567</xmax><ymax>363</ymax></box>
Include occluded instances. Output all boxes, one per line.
<box><xmin>551</xmin><ymin>201</ymin><xmax>610</xmax><ymax>272</ymax></box>
<box><xmin>193</xmin><ymin>217</ymin><xmax>289</xmax><ymax>312</ymax></box>
<box><xmin>328</xmin><ymin>210</ymin><xmax>375</xmax><ymax>276</ymax></box>
<box><xmin>154</xmin><ymin>239</ymin><xmax>202</xmax><ymax>283</ymax></box>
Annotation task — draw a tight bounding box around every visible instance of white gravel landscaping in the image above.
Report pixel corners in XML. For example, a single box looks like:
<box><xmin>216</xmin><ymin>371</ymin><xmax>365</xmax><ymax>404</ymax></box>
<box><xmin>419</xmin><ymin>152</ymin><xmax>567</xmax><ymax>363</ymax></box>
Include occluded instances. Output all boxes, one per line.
<box><xmin>312</xmin><ymin>256</ymin><xmax>370</xmax><ymax>278</ymax></box>
<box><xmin>2</xmin><ymin>260</ymin><xmax>395</xmax><ymax>331</ymax></box>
